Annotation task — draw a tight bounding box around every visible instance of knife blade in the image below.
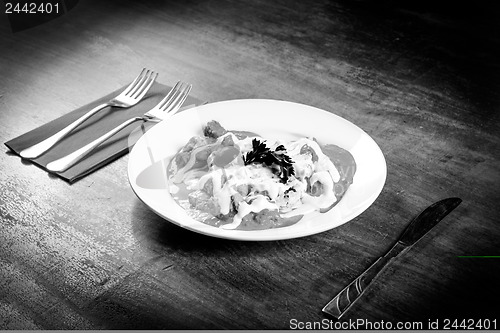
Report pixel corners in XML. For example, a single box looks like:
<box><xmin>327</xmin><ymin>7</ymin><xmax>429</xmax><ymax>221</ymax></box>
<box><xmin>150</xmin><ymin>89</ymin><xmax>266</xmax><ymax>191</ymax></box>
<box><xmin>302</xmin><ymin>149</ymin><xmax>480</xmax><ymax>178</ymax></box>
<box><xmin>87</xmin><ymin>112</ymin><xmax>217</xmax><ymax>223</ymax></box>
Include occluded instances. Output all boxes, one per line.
<box><xmin>322</xmin><ymin>197</ymin><xmax>462</xmax><ymax>319</ymax></box>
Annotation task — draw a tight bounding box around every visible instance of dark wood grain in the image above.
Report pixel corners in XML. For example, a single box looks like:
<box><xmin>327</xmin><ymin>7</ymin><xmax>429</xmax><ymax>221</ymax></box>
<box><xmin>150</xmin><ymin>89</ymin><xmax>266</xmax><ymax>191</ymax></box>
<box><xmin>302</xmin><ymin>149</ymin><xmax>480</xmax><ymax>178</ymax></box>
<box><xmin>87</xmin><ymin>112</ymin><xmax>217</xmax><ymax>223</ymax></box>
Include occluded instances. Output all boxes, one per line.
<box><xmin>1</xmin><ymin>0</ymin><xmax>499</xmax><ymax>329</ymax></box>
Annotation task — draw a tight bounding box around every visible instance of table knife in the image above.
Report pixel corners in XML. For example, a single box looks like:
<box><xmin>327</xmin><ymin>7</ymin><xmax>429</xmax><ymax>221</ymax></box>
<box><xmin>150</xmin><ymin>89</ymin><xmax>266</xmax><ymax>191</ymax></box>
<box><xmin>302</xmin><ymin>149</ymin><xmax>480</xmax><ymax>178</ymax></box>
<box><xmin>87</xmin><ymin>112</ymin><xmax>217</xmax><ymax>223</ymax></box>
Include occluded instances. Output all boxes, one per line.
<box><xmin>322</xmin><ymin>197</ymin><xmax>462</xmax><ymax>319</ymax></box>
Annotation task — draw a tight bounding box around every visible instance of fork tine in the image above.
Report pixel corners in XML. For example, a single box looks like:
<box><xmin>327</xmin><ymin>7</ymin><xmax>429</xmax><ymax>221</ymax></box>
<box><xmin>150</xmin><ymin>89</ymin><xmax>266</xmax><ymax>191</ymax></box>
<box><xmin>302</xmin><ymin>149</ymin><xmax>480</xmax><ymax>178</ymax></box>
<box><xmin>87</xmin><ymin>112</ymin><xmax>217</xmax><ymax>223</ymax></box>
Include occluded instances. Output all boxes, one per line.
<box><xmin>121</xmin><ymin>68</ymin><xmax>147</xmax><ymax>95</ymax></box>
<box><xmin>128</xmin><ymin>69</ymin><xmax>153</xmax><ymax>98</ymax></box>
<box><xmin>132</xmin><ymin>71</ymin><xmax>157</xmax><ymax>100</ymax></box>
<box><xmin>175</xmin><ymin>84</ymin><xmax>192</xmax><ymax>109</ymax></box>
<box><xmin>164</xmin><ymin>83</ymin><xmax>192</xmax><ymax>113</ymax></box>
<box><xmin>156</xmin><ymin>81</ymin><xmax>182</xmax><ymax>110</ymax></box>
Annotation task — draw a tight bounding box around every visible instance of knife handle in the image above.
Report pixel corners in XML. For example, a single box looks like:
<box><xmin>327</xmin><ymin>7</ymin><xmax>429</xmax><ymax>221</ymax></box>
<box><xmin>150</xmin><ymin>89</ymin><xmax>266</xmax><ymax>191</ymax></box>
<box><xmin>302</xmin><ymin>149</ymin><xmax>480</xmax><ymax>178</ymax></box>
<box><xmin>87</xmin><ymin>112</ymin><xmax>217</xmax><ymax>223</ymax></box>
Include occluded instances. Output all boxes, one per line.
<box><xmin>322</xmin><ymin>254</ymin><xmax>396</xmax><ymax>319</ymax></box>
<box><xmin>323</xmin><ymin>198</ymin><xmax>462</xmax><ymax>319</ymax></box>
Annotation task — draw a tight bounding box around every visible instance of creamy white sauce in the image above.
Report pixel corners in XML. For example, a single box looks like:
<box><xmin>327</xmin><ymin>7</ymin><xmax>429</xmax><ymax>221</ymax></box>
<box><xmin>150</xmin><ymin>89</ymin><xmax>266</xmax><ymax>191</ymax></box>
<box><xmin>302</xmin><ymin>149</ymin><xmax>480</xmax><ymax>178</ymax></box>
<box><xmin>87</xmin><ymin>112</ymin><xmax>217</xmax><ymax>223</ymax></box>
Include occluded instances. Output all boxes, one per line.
<box><xmin>221</xmin><ymin>195</ymin><xmax>277</xmax><ymax>230</ymax></box>
<box><xmin>169</xmin><ymin>133</ymin><xmax>342</xmax><ymax>229</ymax></box>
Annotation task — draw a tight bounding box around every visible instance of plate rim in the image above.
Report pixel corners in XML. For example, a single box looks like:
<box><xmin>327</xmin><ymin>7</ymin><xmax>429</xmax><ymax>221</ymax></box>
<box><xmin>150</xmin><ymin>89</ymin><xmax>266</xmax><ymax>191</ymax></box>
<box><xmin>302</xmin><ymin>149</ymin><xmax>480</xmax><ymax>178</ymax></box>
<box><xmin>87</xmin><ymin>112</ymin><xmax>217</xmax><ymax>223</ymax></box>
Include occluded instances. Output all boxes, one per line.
<box><xmin>127</xmin><ymin>98</ymin><xmax>387</xmax><ymax>241</ymax></box>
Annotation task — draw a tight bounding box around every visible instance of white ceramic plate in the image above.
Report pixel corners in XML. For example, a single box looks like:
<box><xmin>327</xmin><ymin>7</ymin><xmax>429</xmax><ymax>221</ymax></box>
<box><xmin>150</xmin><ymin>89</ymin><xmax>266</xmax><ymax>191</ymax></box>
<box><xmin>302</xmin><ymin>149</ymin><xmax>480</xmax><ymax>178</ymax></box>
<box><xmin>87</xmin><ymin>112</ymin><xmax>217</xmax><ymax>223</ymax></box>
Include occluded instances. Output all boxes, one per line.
<box><xmin>127</xmin><ymin>99</ymin><xmax>386</xmax><ymax>241</ymax></box>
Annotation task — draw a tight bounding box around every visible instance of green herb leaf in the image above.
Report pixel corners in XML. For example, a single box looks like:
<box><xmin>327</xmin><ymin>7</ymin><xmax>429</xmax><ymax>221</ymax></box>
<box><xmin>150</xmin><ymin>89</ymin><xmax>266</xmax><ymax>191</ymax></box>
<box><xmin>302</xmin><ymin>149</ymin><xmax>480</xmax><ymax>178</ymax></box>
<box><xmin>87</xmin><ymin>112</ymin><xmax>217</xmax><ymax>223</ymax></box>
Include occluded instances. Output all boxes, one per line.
<box><xmin>243</xmin><ymin>139</ymin><xmax>295</xmax><ymax>183</ymax></box>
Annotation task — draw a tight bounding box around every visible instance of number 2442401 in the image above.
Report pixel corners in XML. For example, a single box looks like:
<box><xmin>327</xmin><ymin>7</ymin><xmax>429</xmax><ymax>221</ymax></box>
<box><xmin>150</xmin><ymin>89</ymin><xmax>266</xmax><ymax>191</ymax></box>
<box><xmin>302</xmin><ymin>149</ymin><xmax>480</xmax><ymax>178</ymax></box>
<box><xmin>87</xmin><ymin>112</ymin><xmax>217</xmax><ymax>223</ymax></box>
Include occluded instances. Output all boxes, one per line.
<box><xmin>443</xmin><ymin>318</ymin><xmax>497</xmax><ymax>330</ymax></box>
<box><xmin>5</xmin><ymin>2</ymin><xmax>60</xmax><ymax>14</ymax></box>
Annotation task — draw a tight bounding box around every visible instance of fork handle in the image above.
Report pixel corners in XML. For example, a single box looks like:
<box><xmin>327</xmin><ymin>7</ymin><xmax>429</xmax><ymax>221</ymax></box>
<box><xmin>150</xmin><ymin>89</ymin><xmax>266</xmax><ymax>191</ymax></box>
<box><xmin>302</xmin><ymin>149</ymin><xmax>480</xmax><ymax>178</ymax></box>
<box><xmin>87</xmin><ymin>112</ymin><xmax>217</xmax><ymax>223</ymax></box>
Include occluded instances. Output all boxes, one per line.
<box><xmin>19</xmin><ymin>102</ymin><xmax>110</xmax><ymax>159</ymax></box>
<box><xmin>46</xmin><ymin>116</ymin><xmax>145</xmax><ymax>173</ymax></box>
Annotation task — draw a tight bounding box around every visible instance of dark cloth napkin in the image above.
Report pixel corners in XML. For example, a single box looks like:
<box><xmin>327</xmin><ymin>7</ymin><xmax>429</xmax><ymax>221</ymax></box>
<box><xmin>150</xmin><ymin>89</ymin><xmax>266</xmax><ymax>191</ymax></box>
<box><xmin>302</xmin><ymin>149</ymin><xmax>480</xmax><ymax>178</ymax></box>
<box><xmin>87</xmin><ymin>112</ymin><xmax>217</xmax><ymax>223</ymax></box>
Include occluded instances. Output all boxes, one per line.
<box><xmin>5</xmin><ymin>82</ymin><xmax>203</xmax><ymax>183</ymax></box>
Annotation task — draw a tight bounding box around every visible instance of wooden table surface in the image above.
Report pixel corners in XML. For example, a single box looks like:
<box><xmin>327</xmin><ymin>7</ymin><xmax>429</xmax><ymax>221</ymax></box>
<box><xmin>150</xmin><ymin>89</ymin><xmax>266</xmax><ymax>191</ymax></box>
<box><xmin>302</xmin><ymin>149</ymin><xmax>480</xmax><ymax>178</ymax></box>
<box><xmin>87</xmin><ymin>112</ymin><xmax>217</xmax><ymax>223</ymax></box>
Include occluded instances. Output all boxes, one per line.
<box><xmin>1</xmin><ymin>0</ymin><xmax>499</xmax><ymax>329</ymax></box>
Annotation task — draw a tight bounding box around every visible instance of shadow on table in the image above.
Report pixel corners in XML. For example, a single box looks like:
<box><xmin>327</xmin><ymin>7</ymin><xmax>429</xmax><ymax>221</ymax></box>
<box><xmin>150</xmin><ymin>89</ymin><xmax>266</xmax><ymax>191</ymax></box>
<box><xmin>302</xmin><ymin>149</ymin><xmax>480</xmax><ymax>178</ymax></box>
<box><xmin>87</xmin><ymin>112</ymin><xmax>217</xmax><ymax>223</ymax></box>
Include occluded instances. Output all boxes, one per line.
<box><xmin>129</xmin><ymin>199</ymin><xmax>284</xmax><ymax>256</ymax></box>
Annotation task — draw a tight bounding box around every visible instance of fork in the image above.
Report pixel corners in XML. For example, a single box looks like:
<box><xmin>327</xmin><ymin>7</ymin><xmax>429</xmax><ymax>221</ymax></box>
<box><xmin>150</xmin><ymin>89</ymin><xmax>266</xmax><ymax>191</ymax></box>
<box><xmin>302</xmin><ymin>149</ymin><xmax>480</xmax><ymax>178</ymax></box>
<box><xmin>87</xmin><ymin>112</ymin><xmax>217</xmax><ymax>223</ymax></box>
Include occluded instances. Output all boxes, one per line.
<box><xmin>46</xmin><ymin>81</ymin><xmax>192</xmax><ymax>173</ymax></box>
<box><xmin>20</xmin><ymin>68</ymin><xmax>158</xmax><ymax>159</ymax></box>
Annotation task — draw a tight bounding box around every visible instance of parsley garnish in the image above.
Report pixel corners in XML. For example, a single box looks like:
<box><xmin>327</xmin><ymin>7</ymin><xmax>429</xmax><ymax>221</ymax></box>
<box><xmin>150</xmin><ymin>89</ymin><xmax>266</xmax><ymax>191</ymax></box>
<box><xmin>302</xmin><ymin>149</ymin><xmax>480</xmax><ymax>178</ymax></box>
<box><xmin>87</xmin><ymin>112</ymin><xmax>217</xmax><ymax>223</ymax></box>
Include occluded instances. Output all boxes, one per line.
<box><xmin>243</xmin><ymin>139</ymin><xmax>295</xmax><ymax>183</ymax></box>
